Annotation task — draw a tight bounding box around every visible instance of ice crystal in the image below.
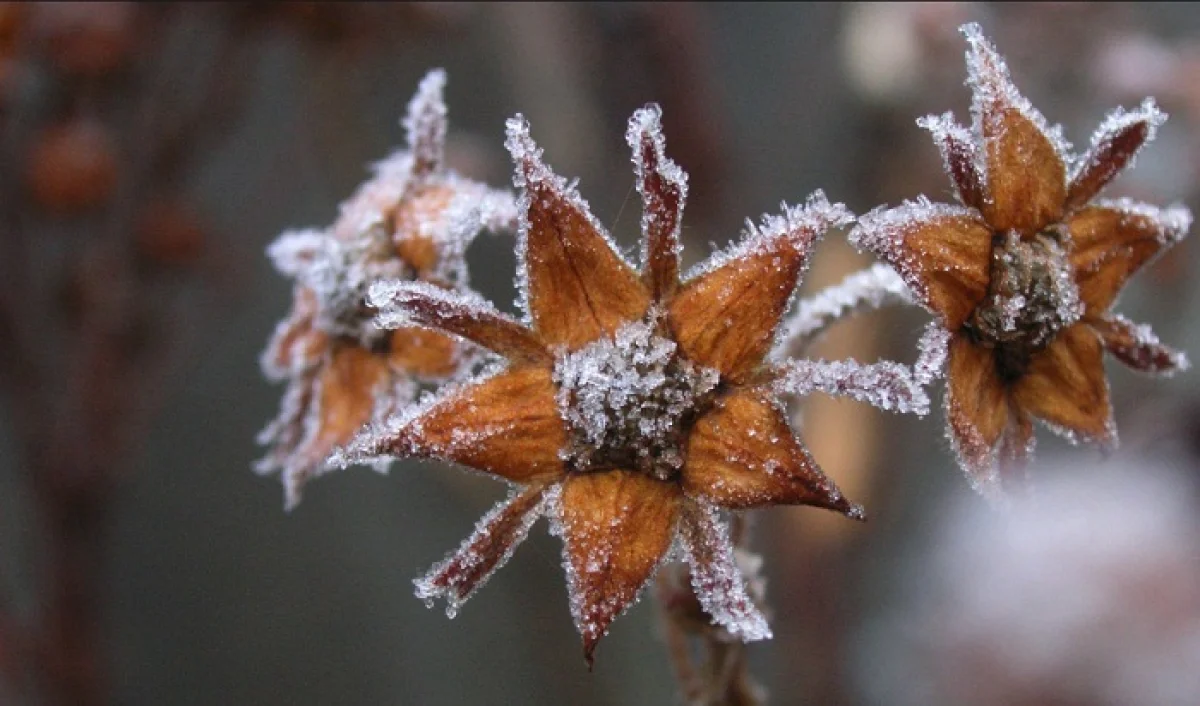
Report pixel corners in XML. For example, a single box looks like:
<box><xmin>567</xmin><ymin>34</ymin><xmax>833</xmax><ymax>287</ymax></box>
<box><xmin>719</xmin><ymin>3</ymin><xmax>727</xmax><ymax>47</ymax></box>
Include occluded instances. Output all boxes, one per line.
<box><xmin>779</xmin><ymin>263</ymin><xmax>912</xmax><ymax>352</ymax></box>
<box><xmin>680</xmin><ymin>503</ymin><xmax>772</xmax><ymax>642</ymax></box>
<box><xmin>773</xmin><ymin>358</ymin><xmax>931</xmax><ymax>416</ymax></box>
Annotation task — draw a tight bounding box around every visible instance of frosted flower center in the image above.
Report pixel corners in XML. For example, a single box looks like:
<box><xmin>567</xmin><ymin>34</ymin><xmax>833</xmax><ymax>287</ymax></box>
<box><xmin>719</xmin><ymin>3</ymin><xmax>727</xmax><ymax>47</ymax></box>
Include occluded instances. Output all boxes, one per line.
<box><xmin>552</xmin><ymin>318</ymin><xmax>720</xmax><ymax>480</ymax></box>
<box><xmin>967</xmin><ymin>229</ymin><xmax>1082</xmax><ymax>380</ymax></box>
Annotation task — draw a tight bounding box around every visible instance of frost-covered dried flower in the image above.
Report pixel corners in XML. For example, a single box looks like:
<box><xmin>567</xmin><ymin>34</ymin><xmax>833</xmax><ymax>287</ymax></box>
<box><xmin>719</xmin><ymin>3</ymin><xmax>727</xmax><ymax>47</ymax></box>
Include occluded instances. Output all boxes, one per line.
<box><xmin>335</xmin><ymin>105</ymin><xmax>930</xmax><ymax>664</ymax></box>
<box><xmin>850</xmin><ymin>24</ymin><xmax>1192</xmax><ymax>497</ymax></box>
<box><xmin>257</xmin><ymin>70</ymin><xmax>517</xmax><ymax>509</ymax></box>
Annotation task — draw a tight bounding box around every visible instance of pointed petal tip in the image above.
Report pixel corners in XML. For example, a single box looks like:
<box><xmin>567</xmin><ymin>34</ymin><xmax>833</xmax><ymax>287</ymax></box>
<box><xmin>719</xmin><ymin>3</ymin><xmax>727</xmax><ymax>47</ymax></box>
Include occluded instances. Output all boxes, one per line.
<box><xmin>626</xmin><ymin>102</ymin><xmax>664</xmax><ymax>144</ymax></box>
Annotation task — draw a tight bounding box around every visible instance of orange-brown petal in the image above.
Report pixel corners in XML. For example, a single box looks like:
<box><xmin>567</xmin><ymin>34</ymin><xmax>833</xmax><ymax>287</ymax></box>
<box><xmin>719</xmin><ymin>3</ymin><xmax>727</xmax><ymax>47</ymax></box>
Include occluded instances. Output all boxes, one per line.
<box><xmin>1088</xmin><ymin>313</ymin><xmax>1188</xmax><ymax>375</ymax></box>
<box><xmin>850</xmin><ymin>201</ymin><xmax>993</xmax><ymax>330</ymax></box>
<box><xmin>276</xmin><ymin>346</ymin><xmax>391</xmax><ymax>509</ymax></box>
<box><xmin>669</xmin><ymin>197</ymin><xmax>850</xmax><ymax>381</ymax></box>
<box><xmin>1067</xmin><ymin>201</ymin><xmax>1190</xmax><ymax>313</ymax></box>
<box><xmin>963</xmin><ymin>24</ymin><xmax>1066</xmax><ymax>234</ymax></box>
<box><xmin>389</xmin><ymin>326</ymin><xmax>460</xmax><ymax>378</ymax></box>
<box><xmin>945</xmin><ymin>333</ymin><xmax>1009</xmax><ymax>492</ymax></box>
<box><xmin>415</xmin><ymin>484</ymin><xmax>549</xmax><ymax>615</ymax></box>
<box><xmin>346</xmin><ymin>365</ymin><xmax>567</xmax><ymax>484</ymax></box>
<box><xmin>1012</xmin><ymin>324</ymin><xmax>1115</xmax><ymax>448</ymax></box>
<box><xmin>557</xmin><ymin>470</ymin><xmax>680</xmax><ymax>666</ymax></box>
<box><xmin>683</xmin><ymin>388</ymin><xmax>862</xmax><ymax>517</ymax></box>
<box><xmin>506</xmin><ymin>116</ymin><xmax>650</xmax><ymax>350</ymax></box>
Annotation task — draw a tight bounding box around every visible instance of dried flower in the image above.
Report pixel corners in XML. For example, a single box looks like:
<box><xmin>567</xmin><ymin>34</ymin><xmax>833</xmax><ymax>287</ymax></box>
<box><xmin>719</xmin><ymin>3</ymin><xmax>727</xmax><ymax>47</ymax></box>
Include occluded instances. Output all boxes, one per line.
<box><xmin>335</xmin><ymin>105</ymin><xmax>931</xmax><ymax>664</ymax></box>
<box><xmin>850</xmin><ymin>24</ymin><xmax>1192</xmax><ymax>496</ymax></box>
<box><xmin>256</xmin><ymin>70</ymin><xmax>517</xmax><ymax>509</ymax></box>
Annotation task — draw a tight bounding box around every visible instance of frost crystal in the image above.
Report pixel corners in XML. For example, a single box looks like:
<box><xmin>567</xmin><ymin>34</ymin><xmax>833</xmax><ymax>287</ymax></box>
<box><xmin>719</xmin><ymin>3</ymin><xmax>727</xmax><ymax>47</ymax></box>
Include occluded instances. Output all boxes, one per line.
<box><xmin>553</xmin><ymin>318</ymin><xmax>719</xmax><ymax>479</ymax></box>
<box><xmin>773</xmin><ymin>358</ymin><xmax>931</xmax><ymax>416</ymax></box>
<box><xmin>913</xmin><ymin>322</ymin><xmax>951</xmax><ymax>386</ymax></box>
<box><xmin>680</xmin><ymin>503</ymin><xmax>772</xmax><ymax>642</ymax></box>
<box><xmin>779</xmin><ymin>263</ymin><xmax>912</xmax><ymax>353</ymax></box>
<box><xmin>681</xmin><ymin>191</ymin><xmax>852</xmax><ymax>284</ymax></box>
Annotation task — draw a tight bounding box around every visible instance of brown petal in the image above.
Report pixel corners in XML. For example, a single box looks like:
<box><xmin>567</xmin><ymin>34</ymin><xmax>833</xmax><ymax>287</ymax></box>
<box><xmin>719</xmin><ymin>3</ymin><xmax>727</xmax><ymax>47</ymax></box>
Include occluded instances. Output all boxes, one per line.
<box><xmin>669</xmin><ymin>196</ymin><xmax>850</xmax><ymax>381</ymax></box>
<box><xmin>683</xmin><ymin>388</ymin><xmax>862</xmax><ymax>517</ymax></box>
<box><xmin>389</xmin><ymin>327</ymin><xmax>460</xmax><ymax>378</ymax></box>
<box><xmin>557</xmin><ymin>470</ymin><xmax>680</xmax><ymax>666</ymax></box>
<box><xmin>628</xmin><ymin>104</ymin><xmax>685</xmax><ymax>301</ymax></box>
<box><xmin>279</xmin><ymin>346</ymin><xmax>391</xmax><ymax>509</ymax></box>
<box><xmin>1067</xmin><ymin>201</ymin><xmax>1191</xmax><ymax>313</ymax></box>
<box><xmin>1012</xmin><ymin>324</ymin><xmax>1115</xmax><ymax>448</ymax></box>
<box><xmin>404</xmin><ymin>69</ymin><xmax>447</xmax><ymax>179</ymax></box>
<box><xmin>945</xmin><ymin>333</ymin><xmax>1009</xmax><ymax>492</ymax></box>
<box><xmin>374</xmin><ymin>281</ymin><xmax>549</xmax><ymax>364</ymax></box>
<box><xmin>1066</xmin><ymin>100</ymin><xmax>1164</xmax><ymax>212</ymax></box>
<box><xmin>349</xmin><ymin>365</ymin><xmax>566</xmax><ymax>484</ymax></box>
<box><xmin>919</xmin><ymin>112</ymin><xmax>985</xmax><ymax>210</ymax></box>
<box><xmin>1088</xmin><ymin>313</ymin><xmax>1189</xmax><ymax>375</ymax></box>
<box><xmin>850</xmin><ymin>201</ymin><xmax>992</xmax><ymax>329</ymax></box>
<box><xmin>506</xmin><ymin>116</ymin><xmax>650</xmax><ymax>350</ymax></box>
<box><xmin>963</xmin><ymin>24</ymin><xmax>1066</xmax><ymax>234</ymax></box>
<box><xmin>415</xmin><ymin>484</ymin><xmax>549</xmax><ymax>616</ymax></box>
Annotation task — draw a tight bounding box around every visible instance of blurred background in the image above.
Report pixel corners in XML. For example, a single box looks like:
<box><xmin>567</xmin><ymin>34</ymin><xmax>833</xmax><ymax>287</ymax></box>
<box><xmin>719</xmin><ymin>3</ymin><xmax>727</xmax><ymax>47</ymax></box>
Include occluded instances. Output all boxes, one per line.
<box><xmin>1</xmin><ymin>3</ymin><xmax>1199</xmax><ymax>705</ymax></box>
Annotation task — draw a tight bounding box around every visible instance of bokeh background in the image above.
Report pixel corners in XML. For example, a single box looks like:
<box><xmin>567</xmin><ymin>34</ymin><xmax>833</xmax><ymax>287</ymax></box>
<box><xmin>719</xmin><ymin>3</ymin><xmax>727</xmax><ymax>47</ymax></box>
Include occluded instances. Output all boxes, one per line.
<box><xmin>2</xmin><ymin>3</ymin><xmax>1200</xmax><ymax>705</ymax></box>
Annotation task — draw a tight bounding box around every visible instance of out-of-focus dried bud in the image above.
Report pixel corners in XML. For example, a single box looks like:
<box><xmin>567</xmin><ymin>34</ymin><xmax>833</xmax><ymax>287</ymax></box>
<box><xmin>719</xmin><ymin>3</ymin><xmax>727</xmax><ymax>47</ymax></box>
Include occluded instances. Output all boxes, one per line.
<box><xmin>392</xmin><ymin>185</ymin><xmax>455</xmax><ymax>275</ymax></box>
<box><xmin>27</xmin><ymin>119</ymin><xmax>119</xmax><ymax>214</ymax></box>
<box><xmin>135</xmin><ymin>198</ymin><xmax>207</xmax><ymax>268</ymax></box>
<box><xmin>34</xmin><ymin>2</ymin><xmax>136</xmax><ymax>78</ymax></box>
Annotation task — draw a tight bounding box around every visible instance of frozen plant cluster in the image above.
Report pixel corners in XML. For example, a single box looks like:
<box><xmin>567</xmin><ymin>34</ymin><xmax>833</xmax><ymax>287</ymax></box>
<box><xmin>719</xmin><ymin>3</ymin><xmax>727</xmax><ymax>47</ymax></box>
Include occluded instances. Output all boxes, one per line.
<box><xmin>257</xmin><ymin>21</ymin><xmax>1194</xmax><ymax>692</ymax></box>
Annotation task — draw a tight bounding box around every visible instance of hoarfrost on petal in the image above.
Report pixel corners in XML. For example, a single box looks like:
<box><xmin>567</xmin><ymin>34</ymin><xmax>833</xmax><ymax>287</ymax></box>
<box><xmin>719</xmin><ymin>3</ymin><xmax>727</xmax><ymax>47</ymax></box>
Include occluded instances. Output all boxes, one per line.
<box><xmin>680</xmin><ymin>502</ymin><xmax>772</xmax><ymax>642</ymax></box>
<box><xmin>504</xmin><ymin>114</ymin><xmax>636</xmax><ymax>322</ymax></box>
<box><xmin>404</xmin><ymin>68</ymin><xmax>448</xmax><ymax>178</ymax></box>
<box><xmin>913</xmin><ymin>322</ymin><xmax>951</xmax><ymax>386</ymax></box>
<box><xmin>267</xmin><ymin>229</ymin><xmax>328</xmax><ymax>277</ymax></box>
<box><xmin>1069</xmin><ymin>97</ymin><xmax>1166</xmax><ymax>203</ymax></box>
<box><xmin>1093</xmin><ymin>197</ymin><xmax>1192</xmax><ymax>247</ymax></box>
<box><xmin>961</xmin><ymin>22</ymin><xmax>1073</xmax><ymax>169</ymax></box>
<box><xmin>682</xmin><ymin>191</ymin><xmax>853</xmax><ymax>284</ymax></box>
<box><xmin>627</xmin><ymin>103</ymin><xmax>687</xmax><ymax>296</ymax></box>
<box><xmin>917</xmin><ymin>111</ymin><xmax>983</xmax><ymax>207</ymax></box>
<box><xmin>773</xmin><ymin>357</ymin><xmax>931</xmax><ymax>416</ymax></box>
<box><xmin>414</xmin><ymin>485</ymin><xmax>550</xmax><ymax>618</ymax></box>
<box><xmin>778</xmin><ymin>263</ymin><xmax>912</xmax><ymax>355</ymax></box>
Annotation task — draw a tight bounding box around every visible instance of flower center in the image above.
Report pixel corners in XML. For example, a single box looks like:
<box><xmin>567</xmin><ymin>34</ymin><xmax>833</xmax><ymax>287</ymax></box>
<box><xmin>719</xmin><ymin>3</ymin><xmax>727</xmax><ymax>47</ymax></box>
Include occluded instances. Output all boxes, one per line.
<box><xmin>966</xmin><ymin>228</ymin><xmax>1082</xmax><ymax>381</ymax></box>
<box><xmin>552</xmin><ymin>317</ymin><xmax>720</xmax><ymax>481</ymax></box>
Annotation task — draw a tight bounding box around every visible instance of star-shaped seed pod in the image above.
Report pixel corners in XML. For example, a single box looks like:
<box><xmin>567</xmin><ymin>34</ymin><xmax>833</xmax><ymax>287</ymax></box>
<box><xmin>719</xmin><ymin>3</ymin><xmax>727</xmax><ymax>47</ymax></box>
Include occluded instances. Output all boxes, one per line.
<box><xmin>335</xmin><ymin>105</ymin><xmax>931</xmax><ymax>664</ymax></box>
<box><xmin>257</xmin><ymin>70</ymin><xmax>516</xmax><ymax>509</ymax></box>
<box><xmin>849</xmin><ymin>24</ymin><xmax>1192</xmax><ymax>496</ymax></box>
